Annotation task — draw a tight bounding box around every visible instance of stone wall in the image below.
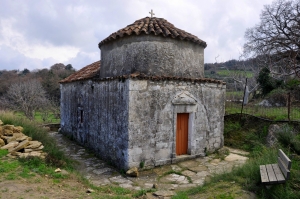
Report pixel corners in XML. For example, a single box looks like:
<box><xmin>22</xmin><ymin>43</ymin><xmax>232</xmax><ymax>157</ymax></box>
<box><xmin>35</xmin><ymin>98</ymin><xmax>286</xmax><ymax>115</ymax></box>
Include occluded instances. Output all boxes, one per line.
<box><xmin>100</xmin><ymin>35</ymin><xmax>204</xmax><ymax>78</ymax></box>
<box><xmin>60</xmin><ymin>78</ymin><xmax>225</xmax><ymax>170</ymax></box>
<box><xmin>60</xmin><ymin>80</ymin><xmax>130</xmax><ymax>169</ymax></box>
<box><xmin>127</xmin><ymin>79</ymin><xmax>226</xmax><ymax>168</ymax></box>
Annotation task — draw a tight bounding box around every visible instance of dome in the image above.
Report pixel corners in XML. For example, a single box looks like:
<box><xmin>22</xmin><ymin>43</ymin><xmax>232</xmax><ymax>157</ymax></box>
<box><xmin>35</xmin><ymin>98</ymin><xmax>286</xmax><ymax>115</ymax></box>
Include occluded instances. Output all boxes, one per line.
<box><xmin>99</xmin><ymin>17</ymin><xmax>206</xmax><ymax>48</ymax></box>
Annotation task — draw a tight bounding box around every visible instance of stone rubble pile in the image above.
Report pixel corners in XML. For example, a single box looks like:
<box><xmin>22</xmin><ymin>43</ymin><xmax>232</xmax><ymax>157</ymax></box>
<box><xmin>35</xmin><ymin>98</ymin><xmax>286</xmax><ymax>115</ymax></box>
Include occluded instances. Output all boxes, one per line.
<box><xmin>0</xmin><ymin>120</ymin><xmax>46</xmax><ymax>159</ymax></box>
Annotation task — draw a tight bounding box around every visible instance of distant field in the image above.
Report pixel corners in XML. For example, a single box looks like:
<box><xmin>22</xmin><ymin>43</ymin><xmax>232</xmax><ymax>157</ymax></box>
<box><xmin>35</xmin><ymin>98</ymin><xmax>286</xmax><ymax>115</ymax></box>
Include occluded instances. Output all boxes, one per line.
<box><xmin>15</xmin><ymin>111</ymin><xmax>60</xmax><ymax>123</ymax></box>
<box><xmin>226</xmin><ymin>91</ymin><xmax>244</xmax><ymax>100</ymax></box>
<box><xmin>217</xmin><ymin>70</ymin><xmax>253</xmax><ymax>78</ymax></box>
<box><xmin>226</xmin><ymin>101</ymin><xmax>300</xmax><ymax>121</ymax></box>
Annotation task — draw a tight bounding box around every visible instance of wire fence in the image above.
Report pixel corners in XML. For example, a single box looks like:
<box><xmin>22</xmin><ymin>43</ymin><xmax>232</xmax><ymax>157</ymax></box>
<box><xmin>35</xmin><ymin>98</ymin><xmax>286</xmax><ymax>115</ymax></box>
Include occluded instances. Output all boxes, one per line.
<box><xmin>225</xmin><ymin>91</ymin><xmax>300</xmax><ymax>122</ymax></box>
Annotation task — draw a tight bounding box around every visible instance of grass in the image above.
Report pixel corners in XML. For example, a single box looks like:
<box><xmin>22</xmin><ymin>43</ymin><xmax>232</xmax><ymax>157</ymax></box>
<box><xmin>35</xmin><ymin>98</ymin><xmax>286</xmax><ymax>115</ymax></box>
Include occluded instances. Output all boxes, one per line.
<box><xmin>15</xmin><ymin>111</ymin><xmax>60</xmax><ymax>123</ymax></box>
<box><xmin>225</xmin><ymin>101</ymin><xmax>300</xmax><ymax>121</ymax></box>
<box><xmin>217</xmin><ymin>70</ymin><xmax>253</xmax><ymax>78</ymax></box>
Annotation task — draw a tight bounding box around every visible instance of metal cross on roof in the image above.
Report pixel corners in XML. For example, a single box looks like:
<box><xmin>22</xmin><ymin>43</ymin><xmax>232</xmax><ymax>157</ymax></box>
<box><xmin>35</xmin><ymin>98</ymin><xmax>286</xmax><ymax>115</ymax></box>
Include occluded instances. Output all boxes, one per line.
<box><xmin>149</xmin><ymin>9</ymin><xmax>155</xmax><ymax>18</ymax></box>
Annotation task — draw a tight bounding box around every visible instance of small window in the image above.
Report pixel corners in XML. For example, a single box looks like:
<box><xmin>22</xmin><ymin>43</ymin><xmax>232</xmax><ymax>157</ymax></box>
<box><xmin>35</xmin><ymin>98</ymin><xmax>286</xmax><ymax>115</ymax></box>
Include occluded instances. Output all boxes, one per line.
<box><xmin>80</xmin><ymin>110</ymin><xmax>84</xmax><ymax>123</ymax></box>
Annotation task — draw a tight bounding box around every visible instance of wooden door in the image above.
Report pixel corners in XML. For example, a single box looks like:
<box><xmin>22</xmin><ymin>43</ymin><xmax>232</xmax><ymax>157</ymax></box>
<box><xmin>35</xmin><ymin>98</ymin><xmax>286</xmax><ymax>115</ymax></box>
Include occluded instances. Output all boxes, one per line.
<box><xmin>176</xmin><ymin>113</ymin><xmax>189</xmax><ymax>155</ymax></box>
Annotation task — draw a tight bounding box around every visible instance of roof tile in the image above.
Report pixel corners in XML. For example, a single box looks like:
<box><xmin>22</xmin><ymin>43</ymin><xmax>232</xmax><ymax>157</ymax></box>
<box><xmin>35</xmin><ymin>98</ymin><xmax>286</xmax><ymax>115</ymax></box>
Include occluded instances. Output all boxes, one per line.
<box><xmin>60</xmin><ymin>61</ymin><xmax>100</xmax><ymax>83</ymax></box>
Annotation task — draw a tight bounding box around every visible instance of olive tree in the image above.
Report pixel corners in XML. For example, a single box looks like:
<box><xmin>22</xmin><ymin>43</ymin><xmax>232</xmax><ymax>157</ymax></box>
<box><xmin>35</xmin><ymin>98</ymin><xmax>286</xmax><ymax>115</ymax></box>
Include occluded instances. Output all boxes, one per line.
<box><xmin>6</xmin><ymin>79</ymin><xmax>50</xmax><ymax>120</ymax></box>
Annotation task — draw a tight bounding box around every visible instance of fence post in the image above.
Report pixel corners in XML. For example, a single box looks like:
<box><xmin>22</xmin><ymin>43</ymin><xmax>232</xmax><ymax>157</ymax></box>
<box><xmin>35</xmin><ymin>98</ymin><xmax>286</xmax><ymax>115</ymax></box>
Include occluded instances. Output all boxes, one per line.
<box><xmin>288</xmin><ymin>92</ymin><xmax>291</xmax><ymax>121</ymax></box>
<box><xmin>240</xmin><ymin>78</ymin><xmax>248</xmax><ymax>120</ymax></box>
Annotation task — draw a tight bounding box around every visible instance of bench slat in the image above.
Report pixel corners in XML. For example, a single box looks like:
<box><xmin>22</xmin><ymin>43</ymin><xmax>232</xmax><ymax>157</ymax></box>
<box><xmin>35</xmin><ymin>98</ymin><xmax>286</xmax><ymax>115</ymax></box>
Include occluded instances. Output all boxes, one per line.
<box><xmin>266</xmin><ymin>164</ymin><xmax>277</xmax><ymax>183</ymax></box>
<box><xmin>278</xmin><ymin>149</ymin><xmax>291</xmax><ymax>170</ymax></box>
<box><xmin>271</xmin><ymin>164</ymin><xmax>285</xmax><ymax>183</ymax></box>
<box><xmin>260</xmin><ymin>165</ymin><xmax>269</xmax><ymax>184</ymax></box>
<box><xmin>278</xmin><ymin>157</ymin><xmax>290</xmax><ymax>179</ymax></box>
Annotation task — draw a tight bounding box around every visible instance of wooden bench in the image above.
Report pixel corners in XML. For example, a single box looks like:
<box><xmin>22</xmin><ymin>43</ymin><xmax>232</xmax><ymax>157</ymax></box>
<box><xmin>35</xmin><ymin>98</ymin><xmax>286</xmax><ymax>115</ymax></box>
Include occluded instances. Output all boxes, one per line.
<box><xmin>260</xmin><ymin>149</ymin><xmax>292</xmax><ymax>185</ymax></box>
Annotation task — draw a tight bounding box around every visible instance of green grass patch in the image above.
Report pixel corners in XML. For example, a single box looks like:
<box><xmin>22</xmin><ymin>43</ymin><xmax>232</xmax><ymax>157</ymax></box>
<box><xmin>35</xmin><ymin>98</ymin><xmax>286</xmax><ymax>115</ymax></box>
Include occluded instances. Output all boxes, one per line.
<box><xmin>217</xmin><ymin>70</ymin><xmax>253</xmax><ymax>78</ymax></box>
<box><xmin>15</xmin><ymin>111</ymin><xmax>60</xmax><ymax>123</ymax></box>
<box><xmin>225</xmin><ymin>102</ymin><xmax>300</xmax><ymax>121</ymax></box>
<box><xmin>0</xmin><ymin>149</ymin><xmax>8</xmax><ymax>158</ymax></box>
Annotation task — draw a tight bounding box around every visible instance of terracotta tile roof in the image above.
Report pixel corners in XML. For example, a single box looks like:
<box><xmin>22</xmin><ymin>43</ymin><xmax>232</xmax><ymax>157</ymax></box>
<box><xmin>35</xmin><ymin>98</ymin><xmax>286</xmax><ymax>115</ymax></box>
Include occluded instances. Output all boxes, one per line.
<box><xmin>60</xmin><ymin>61</ymin><xmax>100</xmax><ymax>83</ymax></box>
<box><xmin>94</xmin><ymin>72</ymin><xmax>226</xmax><ymax>85</ymax></box>
<box><xmin>60</xmin><ymin>62</ymin><xmax>225</xmax><ymax>85</ymax></box>
<box><xmin>99</xmin><ymin>17</ymin><xmax>207</xmax><ymax>48</ymax></box>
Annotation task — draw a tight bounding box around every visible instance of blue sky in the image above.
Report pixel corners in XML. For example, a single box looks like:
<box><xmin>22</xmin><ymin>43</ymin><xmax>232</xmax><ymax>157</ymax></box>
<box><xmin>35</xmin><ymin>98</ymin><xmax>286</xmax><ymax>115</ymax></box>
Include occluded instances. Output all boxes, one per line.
<box><xmin>0</xmin><ymin>0</ymin><xmax>274</xmax><ymax>71</ymax></box>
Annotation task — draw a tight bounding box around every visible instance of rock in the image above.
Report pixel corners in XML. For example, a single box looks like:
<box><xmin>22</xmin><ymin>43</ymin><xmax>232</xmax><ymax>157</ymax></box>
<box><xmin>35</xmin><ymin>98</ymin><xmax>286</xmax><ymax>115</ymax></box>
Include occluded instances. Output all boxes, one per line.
<box><xmin>86</xmin><ymin>188</ymin><xmax>94</xmax><ymax>193</ymax></box>
<box><xmin>0</xmin><ymin>120</ymin><xmax>3</xmax><ymax>125</ymax></box>
<box><xmin>24</xmin><ymin>149</ymin><xmax>33</xmax><ymax>153</ymax></box>
<box><xmin>16</xmin><ymin>135</ymin><xmax>29</xmax><ymax>142</ymax></box>
<box><xmin>9</xmin><ymin>139</ymin><xmax>30</xmax><ymax>153</ymax></box>
<box><xmin>18</xmin><ymin>153</ymin><xmax>30</xmax><ymax>158</ymax></box>
<box><xmin>126</xmin><ymin>167</ymin><xmax>139</xmax><ymax>177</ymax></box>
<box><xmin>2</xmin><ymin>136</ymin><xmax>17</xmax><ymax>143</ymax></box>
<box><xmin>13</xmin><ymin>126</ymin><xmax>23</xmax><ymax>133</ymax></box>
<box><xmin>26</xmin><ymin>141</ymin><xmax>42</xmax><ymax>149</ymax></box>
<box><xmin>1</xmin><ymin>141</ymin><xmax>19</xmax><ymax>150</ymax></box>
<box><xmin>258</xmin><ymin>100</ymin><xmax>272</xmax><ymax>107</ymax></box>
<box><xmin>266</xmin><ymin>124</ymin><xmax>280</xmax><ymax>147</ymax></box>
<box><xmin>0</xmin><ymin>138</ymin><xmax>5</xmax><ymax>147</ymax></box>
<box><xmin>153</xmin><ymin>190</ymin><xmax>175</xmax><ymax>197</ymax></box>
<box><xmin>60</xmin><ymin>169</ymin><xmax>69</xmax><ymax>175</ymax></box>
<box><xmin>152</xmin><ymin>183</ymin><xmax>158</xmax><ymax>189</ymax></box>
<box><xmin>3</xmin><ymin>125</ymin><xmax>14</xmax><ymax>131</ymax></box>
<box><xmin>55</xmin><ymin>168</ymin><xmax>61</xmax><ymax>172</ymax></box>
<box><xmin>224</xmin><ymin>154</ymin><xmax>248</xmax><ymax>162</ymax></box>
<box><xmin>0</xmin><ymin>126</ymin><xmax>3</xmax><ymax>135</ymax></box>
<box><xmin>29</xmin><ymin>151</ymin><xmax>42</xmax><ymax>157</ymax></box>
<box><xmin>11</xmin><ymin>151</ymin><xmax>22</xmax><ymax>156</ymax></box>
<box><xmin>3</xmin><ymin>129</ymin><xmax>13</xmax><ymax>136</ymax></box>
<box><xmin>33</xmin><ymin>145</ymin><xmax>44</xmax><ymax>151</ymax></box>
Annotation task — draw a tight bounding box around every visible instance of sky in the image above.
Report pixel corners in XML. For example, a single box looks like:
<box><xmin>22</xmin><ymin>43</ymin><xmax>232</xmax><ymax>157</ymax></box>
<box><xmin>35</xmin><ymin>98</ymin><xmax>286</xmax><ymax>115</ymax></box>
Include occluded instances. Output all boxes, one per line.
<box><xmin>0</xmin><ymin>0</ymin><xmax>275</xmax><ymax>71</ymax></box>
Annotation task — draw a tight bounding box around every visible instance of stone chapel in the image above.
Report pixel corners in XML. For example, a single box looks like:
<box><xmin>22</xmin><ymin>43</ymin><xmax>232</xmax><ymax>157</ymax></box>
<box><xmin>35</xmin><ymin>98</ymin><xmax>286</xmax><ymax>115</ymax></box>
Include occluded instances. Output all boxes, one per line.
<box><xmin>60</xmin><ymin>16</ymin><xmax>226</xmax><ymax>170</ymax></box>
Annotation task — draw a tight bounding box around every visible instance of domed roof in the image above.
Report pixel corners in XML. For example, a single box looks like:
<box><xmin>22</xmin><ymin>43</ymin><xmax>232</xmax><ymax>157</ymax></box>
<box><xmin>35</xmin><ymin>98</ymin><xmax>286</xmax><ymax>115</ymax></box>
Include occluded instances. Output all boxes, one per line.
<box><xmin>98</xmin><ymin>17</ymin><xmax>207</xmax><ymax>48</ymax></box>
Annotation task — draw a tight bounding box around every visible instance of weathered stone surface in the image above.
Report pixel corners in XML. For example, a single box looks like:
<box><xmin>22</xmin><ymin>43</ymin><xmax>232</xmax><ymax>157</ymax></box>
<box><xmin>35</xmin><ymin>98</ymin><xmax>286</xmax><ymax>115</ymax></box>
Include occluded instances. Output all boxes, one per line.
<box><xmin>1</xmin><ymin>141</ymin><xmax>19</xmax><ymax>150</ymax></box>
<box><xmin>0</xmin><ymin>138</ymin><xmax>4</xmax><ymax>147</ymax></box>
<box><xmin>16</xmin><ymin>135</ymin><xmax>29</xmax><ymax>142</ymax></box>
<box><xmin>3</xmin><ymin>129</ymin><xmax>13</xmax><ymax>136</ymax></box>
<box><xmin>182</xmin><ymin>170</ymin><xmax>196</xmax><ymax>177</ymax></box>
<box><xmin>29</xmin><ymin>151</ymin><xmax>42</xmax><ymax>157</ymax></box>
<box><xmin>161</xmin><ymin>174</ymin><xmax>189</xmax><ymax>184</ymax></box>
<box><xmin>24</xmin><ymin>149</ymin><xmax>33</xmax><ymax>153</ymax></box>
<box><xmin>0</xmin><ymin>120</ymin><xmax>3</xmax><ymax>125</ymax></box>
<box><xmin>153</xmin><ymin>190</ymin><xmax>175</xmax><ymax>197</ymax></box>
<box><xmin>2</xmin><ymin>135</ymin><xmax>16</xmax><ymax>143</ymax></box>
<box><xmin>55</xmin><ymin>168</ymin><xmax>61</xmax><ymax>172</ymax></box>
<box><xmin>189</xmin><ymin>165</ymin><xmax>208</xmax><ymax>172</ymax></box>
<box><xmin>126</xmin><ymin>167</ymin><xmax>139</xmax><ymax>177</ymax></box>
<box><xmin>267</xmin><ymin>124</ymin><xmax>280</xmax><ymax>147</ymax></box>
<box><xmin>3</xmin><ymin>125</ymin><xmax>14</xmax><ymax>131</ymax></box>
<box><xmin>224</xmin><ymin>154</ymin><xmax>248</xmax><ymax>162</ymax></box>
<box><xmin>33</xmin><ymin>145</ymin><xmax>44</xmax><ymax>151</ymax></box>
<box><xmin>13</xmin><ymin>126</ymin><xmax>23</xmax><ymax>133</ymax></box>
<box><xmin>26</xmin><ymin>141</ymin><xmax>42</xmax><ymax>149</ymax></box>
<box><xmin>9</xmin><ymin>139</ymin><xmax>30</xmax><ymax>152</ymax></box>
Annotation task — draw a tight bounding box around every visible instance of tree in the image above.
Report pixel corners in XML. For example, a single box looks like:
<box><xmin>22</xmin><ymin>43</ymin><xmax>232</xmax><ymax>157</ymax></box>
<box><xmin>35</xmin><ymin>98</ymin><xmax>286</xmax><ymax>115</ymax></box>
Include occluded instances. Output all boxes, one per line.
<box><xmin>244</xmin><ymin>0</ymin><xmax>300</xmax><ymax>78</ymax></box>
<box><xmin>257</xmin><ymin>67</ymin><xmax>283</xmax><ymax>96</ymax></box>
<box><xmin>5</xmin><ymin>79</ymin><xmax>50</xmax><ymax>120</ymax></box>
